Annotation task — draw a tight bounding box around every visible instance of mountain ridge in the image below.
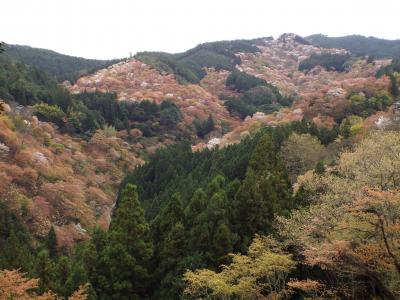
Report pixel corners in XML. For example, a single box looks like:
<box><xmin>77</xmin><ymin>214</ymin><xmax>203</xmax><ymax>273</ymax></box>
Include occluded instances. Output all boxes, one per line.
<box><xmin>306</xmin><ymin>33</ymin><xmax>400</xmax><ymax>58</ymax></box>
<box><xmin>3</xmin><ymin>43</ymin><xmax>121</xmax><ymax>82</ymax></box>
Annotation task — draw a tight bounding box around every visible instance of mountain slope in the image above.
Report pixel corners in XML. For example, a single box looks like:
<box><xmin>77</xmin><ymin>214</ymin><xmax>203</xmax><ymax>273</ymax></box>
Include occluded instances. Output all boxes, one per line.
<box><xmin>4</xmin><ymin>44</ymin><xmax>120</xmax><ymax>82</ymax></box>
<box><xmin>67</xmin><ymin>59</ymin><xmax>240</xmax><ymax>132</ymax></box>
<box><xmin>69</xmin><ymin>33</ymin><xmax>393</xmax><ymax>149</ymax></box>
<box><xmin>135</xmin><ymin>38</ymin><xmax>264</xmax><ymax>83</ymax></box>
<box><xmin>0</xmin><ymin>103</ymin><xmax>142</xmax><ymax>246</ymax></box>
<box><xmin>307</xmin><ymin>34</ymin><xmax>400</xmax><ymax>58</ymax></box>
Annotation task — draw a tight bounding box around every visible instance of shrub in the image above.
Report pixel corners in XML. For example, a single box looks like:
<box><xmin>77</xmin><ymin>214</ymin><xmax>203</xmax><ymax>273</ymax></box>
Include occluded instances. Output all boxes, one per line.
<box><xmin>33</xmin><ymin>103</ymin><xmax>65</xmax><ymax>127</ymax></box>
<box><xmin>136</xmin><ymin>39</ymin><xmax>260</xmax><ymax>83</ymax></box>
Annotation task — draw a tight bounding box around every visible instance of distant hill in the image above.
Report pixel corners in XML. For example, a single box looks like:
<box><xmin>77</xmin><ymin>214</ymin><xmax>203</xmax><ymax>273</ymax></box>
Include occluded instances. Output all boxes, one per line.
<box><xmin>135</xmin><ymin>38</ymin><xmax>267</xmax><ymax>83</ymax></box>
<box><xmin>306</xmin><ymin>34</ymin><xmax>400</xmax><ymax>58</ymax></box>
<box><xmin>3</xmin><ymin>44</ymin><xmax>121</xmax><ymax>82</ymax></box>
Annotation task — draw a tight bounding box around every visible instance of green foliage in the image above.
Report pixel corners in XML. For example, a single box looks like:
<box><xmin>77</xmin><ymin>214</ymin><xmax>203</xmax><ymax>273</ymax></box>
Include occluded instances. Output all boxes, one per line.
<box><xmin>284</xmin><ymin>120</ymin><xmax>339</xmax><ymax>145</ymax></box>
<box><xmin>52</xmin><ymin>256</ymin><xmax>71</xmax><ymax>297</ymax></box>
<box><xmin>225</xmin><ymin>70</ymin><xmax>267</xmax><ymax>92</ymax></box>
<box><xmin>277</xmin><ymin>131</ymin><xmax>400</xmax><ymax>299</ymax></box>
<box><xmin>64</xmin><ymin>263</ymin><xmax>88</xmax><ymax>297</ymax></box>
<box><xmin>3</xmin><ymin>43</ymin><xmax>120</xmax><ymax>82</ymax></box>
<box><xmin>151</xmin><ymin>193</ymin><xmax>188</xmax><ymax>299</ymax></box>
<box><xmin>136</xmin><ymin>39</ymin><xmax>260</xmax><ymax>83</ymax></box>
<box><xmin>0</xmin><ymin>120</ymin><xmax>340</xmax><ymax>299</ymax></box>
<box><xmin>101</xmin><ymin>184</ymin><xmax>153</xmax><ymax>299</ymax></box>
<box><xmin>123</xmin><ymin>136</ymin><xmax>258</xmax><ymax>218</ymax></box>
<box><xmin>69</xmin><ymin>93</ymin><xmax>183</xmax><ymax>135</ymax></box>
<box><xmin>390</xmin><ymin>74</ymin><xmax>399</xmax><ymax>98</ymax></box>
<box><xmin>0</xmin><ymin>55</ymin><xmax>71</xmax><ymax>107</ymax></box>
<box><xmin>183</xmin><ymin>236</ymin><xmax>295</xmax><ymax>299</ymax></box>
<box><xmin>224</xmin><ymin>73</ymin><xmax>293</xmax><ymax>119</ymax></box>
<box><xmin>34</xmin><ymin>249</ymin><xmax>55</xmax><ymax>293</ymax></box>
<box><xmin>123</xmin><ymin>121</ymin><xmax>337</xmax><ymax>219</ymax></box>
<box><xmin>33</xmin><ymin>103</ymin><xmax>66</xmax><ymax>127</ymax></box>
<box><xmin>224</xmin><ymin>97</ymin><xmax>255</xmax><ymax>119</ymax></box>
<box><xmin>0</xmin><ymin>52</ymin><xmax>187</xmax><ymax>137</ymax></box>
<box><xmin>193</xmin><ymin>114</ymin><xmax>215</xmax><ymax>138</ymax></box>
<box><xmin>345</xmin><ymin>91</ymin><xmax>393</xmax><ymax>118</ymax></box>
<box><xmin>0</xmin><ymin>49</ymin><xmax>184</xmax><ymax>139</ymax></box>
<box><xmin>307</xmin><ymin>34</ymin><xmax>400</xmax><ymax>58</ymax></box>
<box><xmin>233</xmin><ymin>135</ymin><xmax>292</xmax><ymax>247</ymax></box>
<box><xmin>46</xmin><ymin>226</ymin><xmax>57</xmax><ymax>258</ymax></box>
<box><xmin>281</xmin><ymin>133</ymin><xmax>327</xmax><ymax>183</ymax></box>
<box><xmin>314</xmin><ymin>161</ymin><xmax>325</xmax><ymax>174</ymax></box>
<box><xmin>299</xmin><ymin>53</ymin><xmax>350</xmax><ymax>72</ymax></box>
<box><xmin>376</xmin><ymin>59</ymin><xmax>400</xmax><ymax>77</ymax></box>
<box><xmin>0</xmin><ymin>203</ymin><xmax>84</xmax><ymax>297</ymax></box>
<box><xmin>116</xmin><ymin>122</ymin><xmax>335</xmax><ymax>298</ymax></box>
<box><xmin>159</xmin><ymin>100</ymin><xmax>182</xmax><ymax>129</ymax></box>
<box><xmin>136</xmin><ymin>52</ymin><xmax>201</xmax><ymax>84</ymax></box>
<box><xmin>0</xmin><ymin>202</ymin><xmax>34</xmax><ymax>272</ymax></box>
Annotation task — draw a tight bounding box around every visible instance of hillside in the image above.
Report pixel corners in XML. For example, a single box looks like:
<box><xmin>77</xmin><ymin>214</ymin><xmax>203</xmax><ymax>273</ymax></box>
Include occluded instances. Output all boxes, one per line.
<box><xmin>307</xmin><ymin>34</ymin><xmax>400</xmax><ymax>58</ymax></box>
<box><xmin>3</xmin><ymin>44</ymin><xmax>120</xmax><ymax>82</ymax></box>
<box><xmin>135</xmin><ymin>38</ymin><xmax>264</xmax><ymax>83</ymax></box>
<box><xmin>69</xmin><ymin>33</ymin><xmax>393</xmax><ymax>151</ymax></box>
<box><xmin>67</xmin><ymin>59</ymin><xmax>241</xmax><ymax>134</ymax></box>
<box><xmin>0</xmin><ymin>102</ymin><xmax>142</xmax><ymax>246</ymax></box>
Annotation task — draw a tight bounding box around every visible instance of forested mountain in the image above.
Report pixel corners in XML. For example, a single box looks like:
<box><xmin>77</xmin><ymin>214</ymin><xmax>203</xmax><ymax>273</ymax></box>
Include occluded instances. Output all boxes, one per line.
<box><xmin>1</xmin><ymin>32</ymin><xmax>400</xmax><ymax>299</ymax></box>
<box><xmin>3</xmin><ymin>44</ymin><xmax>120</xmax><ymax>82</ymax></box>
<box><xmin>135</xmin><ymin>38</ymin><xmax>264</xmax><ymax>83</ymax></box>
<box><xmin>307</xmin><ymin>34</ymin><xmax>400</xmax><ymax>58</ymax></box>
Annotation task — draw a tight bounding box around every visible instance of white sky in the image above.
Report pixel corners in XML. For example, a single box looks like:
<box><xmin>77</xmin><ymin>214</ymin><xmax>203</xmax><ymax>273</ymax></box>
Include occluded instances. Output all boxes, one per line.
<box><xmin>1</xmin><ymin>0</ymin><xmax>399</xmax><ymax>59</ymax></box>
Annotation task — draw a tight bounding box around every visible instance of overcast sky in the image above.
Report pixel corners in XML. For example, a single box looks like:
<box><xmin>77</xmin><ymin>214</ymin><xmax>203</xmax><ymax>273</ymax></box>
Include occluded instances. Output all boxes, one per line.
<box><xmin>1</xmin><ymin>0</ymin><xmax>399</xmax><ymax>59</ymax></box>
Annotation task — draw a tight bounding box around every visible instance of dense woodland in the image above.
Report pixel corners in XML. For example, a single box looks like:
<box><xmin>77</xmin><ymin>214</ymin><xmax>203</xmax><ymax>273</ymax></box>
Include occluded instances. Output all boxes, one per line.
<box><xmin>0</xmin><ymin>121</ymin><xmax>339</xmax><ymax>299</ymax></box>
<box><xmin>4</xmin><ymin>119</ymin><xmax>400</xmax><ymax>299</ymax></box>
<box><xmin>0</xmin><ymin>54</ymin><xmax>186</xmax><ymax>138</ymax></box>
<box><xmin>376</xmin><ymin>59</ymin><xmax>400</xmax><ymax>77</ymax></box>
<box><xmin>224</xmin><ymin>71</ymin><xmax>293</xmax><ymax>118</ymax></box>
<box><xmin>307</xmin><ymin>34</ymin><xmax>400</xmax><ymax>58</ymax></box>
<box><xmin>298</xmin><ymin>53</ymin><xmax>351</xmax><ymax>72</ymax></box>
<box><xmin>135</xmin><ymin>39</ymin><xmax>261</xmax><ymax>83</ymax></box>
<box><xmin>3</xmin><ymin>44</ymin><xmax>119</xmax><ymax>82</ymax></box>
